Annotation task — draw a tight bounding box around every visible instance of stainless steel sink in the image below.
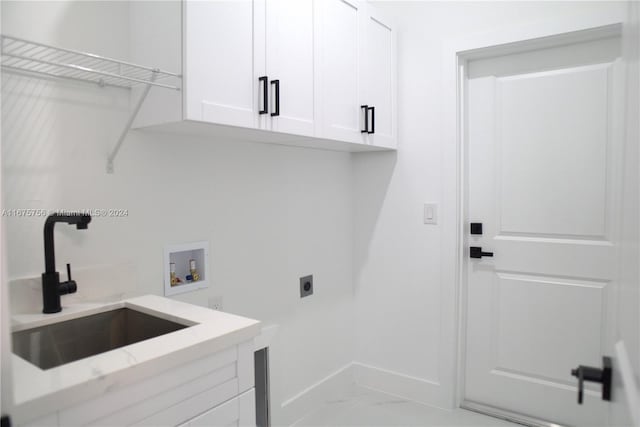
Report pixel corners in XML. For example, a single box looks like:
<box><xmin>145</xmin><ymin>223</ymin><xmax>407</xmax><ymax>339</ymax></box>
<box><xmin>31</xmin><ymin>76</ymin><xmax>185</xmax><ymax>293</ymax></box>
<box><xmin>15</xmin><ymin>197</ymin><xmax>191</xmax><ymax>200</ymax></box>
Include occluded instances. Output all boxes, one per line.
<box><xmin>12</xmin><ymin>308</ymin><xmax>188</xmax><ymax>370</ymax></box>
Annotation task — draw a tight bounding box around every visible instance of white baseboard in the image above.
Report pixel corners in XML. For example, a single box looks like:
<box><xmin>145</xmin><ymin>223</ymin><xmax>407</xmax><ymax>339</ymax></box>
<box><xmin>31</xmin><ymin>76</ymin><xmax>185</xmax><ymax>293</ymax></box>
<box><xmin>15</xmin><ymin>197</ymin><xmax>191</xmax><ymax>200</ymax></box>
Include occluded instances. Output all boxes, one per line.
<box><xmin>353</xmin><ymin>362</ymin><xmax>448</xmax><ymax>410</ymax></box>
<box><xmin>280</xmin><ymin>363</ymin><xmax>356</xmax><ymax>426</ymax></box>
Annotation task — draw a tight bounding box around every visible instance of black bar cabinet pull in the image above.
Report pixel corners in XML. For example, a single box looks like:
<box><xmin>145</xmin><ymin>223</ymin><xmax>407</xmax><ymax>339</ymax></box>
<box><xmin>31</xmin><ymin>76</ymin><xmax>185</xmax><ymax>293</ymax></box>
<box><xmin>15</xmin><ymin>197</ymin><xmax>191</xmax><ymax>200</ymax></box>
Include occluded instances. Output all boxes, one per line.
<box><xmin>361</xmin><ymin>105</ymin><xmax>369</xmax><ymax>133</ymax></box>
<box><xmin>259</xmin><ymin>76</ymin><xmax>268</xmax><ymax>114</ymax></box>
<box><xmin>368</xmin><ymin>106</ymin><xmax>375</xmax><ymax>134</ymax></box>
<box><xmin>271</xmin><ymin>79</ymin><xmax>280</xmax><ymax>117</ymax></box>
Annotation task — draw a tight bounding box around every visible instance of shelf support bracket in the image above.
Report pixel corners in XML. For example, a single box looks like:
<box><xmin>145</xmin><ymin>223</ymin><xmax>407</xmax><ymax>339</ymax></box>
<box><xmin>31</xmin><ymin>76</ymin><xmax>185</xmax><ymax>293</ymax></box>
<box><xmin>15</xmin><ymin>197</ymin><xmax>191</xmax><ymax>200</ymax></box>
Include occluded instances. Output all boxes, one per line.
<box><xmin>106</xmin><ymin>70</ymin><xmax>158</xmax><ymax>173</ymax></box>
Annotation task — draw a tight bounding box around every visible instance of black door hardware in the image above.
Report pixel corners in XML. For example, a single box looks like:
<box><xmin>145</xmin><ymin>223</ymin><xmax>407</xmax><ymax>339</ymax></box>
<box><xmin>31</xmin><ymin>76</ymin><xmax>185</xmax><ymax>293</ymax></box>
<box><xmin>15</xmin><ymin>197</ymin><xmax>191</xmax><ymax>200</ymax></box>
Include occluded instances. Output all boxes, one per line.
<box><xmin>470</xmin><ymin>223</ymin><xmax>483</xmax><ymax>235</ymax></box>
<box><xmin>368</xmin><ymin>106</ymin><xmax>375</xmax><ymax>134</ymax></box>
<box><xmin>571</xmin><ymin>356</ymin><xmax>612</xmax><ymax>404</ymax></box>
<box><xmin>470</xmin><ymin>246</ymin><xmax>493</xmax><ymax>258</ymax></box>
<box><xmin>259</xmin><ymin>76</ymin><xmax>268</xmax><ymax>114</ymax></box>
<box><xmin>1</xmin><ymin>415</ymin><xmax>11</xmax><ymax>427</ymax></box>
<box><xmin>270</xmin><ymin>79</ymin><xmax>280</xmax><ymax>117</ymax></box>
<box><xmin>361</xmin><ymin>105</ymin><xmax>369</xmax><ymax>133</ymax></box>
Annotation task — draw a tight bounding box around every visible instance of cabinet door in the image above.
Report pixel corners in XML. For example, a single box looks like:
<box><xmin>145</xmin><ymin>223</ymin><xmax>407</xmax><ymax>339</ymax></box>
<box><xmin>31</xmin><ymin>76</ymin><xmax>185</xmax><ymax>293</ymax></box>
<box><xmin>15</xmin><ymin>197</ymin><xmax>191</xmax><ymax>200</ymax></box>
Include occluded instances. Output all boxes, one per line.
<box><xmin>265</xmin><ymin>0</ymin><xmax>316</xmax><ymax>136</ymax></box>
<box><xmin>360</xmin><ymin>4</ymin><xmax>397</xmax><ymax>148</ymax></box>
<box><xmin>318</xmin><ymin>0</ymin><xmax>363</xmax><ymax>143</ymax></box>
<box><xmin>184</xmin><ymin>0</ymin><xmax>266</xmax><ymax>128</ymax></box>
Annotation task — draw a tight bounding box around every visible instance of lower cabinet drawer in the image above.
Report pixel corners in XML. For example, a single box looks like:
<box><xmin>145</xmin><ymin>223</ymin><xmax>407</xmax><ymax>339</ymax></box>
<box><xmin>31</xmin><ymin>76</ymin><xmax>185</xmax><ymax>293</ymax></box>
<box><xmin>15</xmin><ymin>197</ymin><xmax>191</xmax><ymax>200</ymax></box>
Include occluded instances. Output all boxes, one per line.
<box><xmin>14</xmin><ymin>341</ymin><xmax>257</xmax><ymax>427</ymax></box>
<box><xmin>182</xmin><ymin>388</ymin><xmax>255</xmax><ymax>427</ymax></box>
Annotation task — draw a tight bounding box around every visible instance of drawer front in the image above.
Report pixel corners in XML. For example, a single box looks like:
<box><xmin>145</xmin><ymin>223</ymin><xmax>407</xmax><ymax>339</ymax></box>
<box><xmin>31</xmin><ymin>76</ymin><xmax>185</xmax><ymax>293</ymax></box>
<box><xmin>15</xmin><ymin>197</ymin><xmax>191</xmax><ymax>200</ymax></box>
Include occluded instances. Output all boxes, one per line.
<box><xmin>100</xmin><ymin>373</ymin><xmax>238</xmax><ymax>426</ymax></box>
<box><xmin>185</xmin><ymin>389</ymin><xmax>256</xmax><ymax>427</ymax></box>
<box><xmin>51</xmin><ymin>339</ymin><xmax>255</xmax><ymax>427</ymax></box>
<box><xmin>134</xmin><ymin>379</ymin><xmax>239</xmax><ymax>426</ymax></box>
<box><xmin>188</xmin><ymin>394</ymin><xmax>238</xmax><ymax>427</ymax></box>
<box><xmin>63</xmin><ymin>347</ymin><xmax>238</xmax><ymax>426</ymax></box>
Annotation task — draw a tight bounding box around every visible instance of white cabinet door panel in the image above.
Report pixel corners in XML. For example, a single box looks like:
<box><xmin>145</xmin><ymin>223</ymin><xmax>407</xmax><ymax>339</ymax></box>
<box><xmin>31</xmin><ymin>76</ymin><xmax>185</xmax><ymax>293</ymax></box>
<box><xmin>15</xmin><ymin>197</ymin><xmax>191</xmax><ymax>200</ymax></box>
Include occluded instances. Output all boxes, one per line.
<box><xmin>265</xmin><ymin>0</ymin><xmax>315</xmax><ymax>136</ymax></box>
<box><xmin>184</xmin><ymin>0</ymin><xmax>265</xmax><ymax>128</ymax></box>
<box><xmin>319</xmin><ymin>0</ymin><xmax>363</xmax><ymax>143</ymax></box>
<box><xmin>360</xmin><ymin>5</ymin><xmax>396</xmax><ymax>148</ymax></box>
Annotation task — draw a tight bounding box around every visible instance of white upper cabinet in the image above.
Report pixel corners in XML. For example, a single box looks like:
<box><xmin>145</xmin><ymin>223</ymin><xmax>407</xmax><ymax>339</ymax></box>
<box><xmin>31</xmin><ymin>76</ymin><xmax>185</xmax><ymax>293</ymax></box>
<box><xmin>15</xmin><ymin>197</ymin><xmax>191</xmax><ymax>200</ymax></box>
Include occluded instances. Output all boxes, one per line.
<box><xmin>319</xmin><ymin>0</ymin><xmax>396</xmax><ymax>148</ymax></box>
<box><xmin>359</xmin><ymin>3</ymin><xmax>397</xmax><ymax>148</ymax></box>
<box><xmin>318</xmin><ymin>0</ymin><xmax>363</xmax><ymax>143</ymax></box>
<box><xmin>184</xmin><ymin>0</ymin><xmax>265</xmax><ymax>128</ymax></box>
<box><xmin>185</xmin><ymin>0</ymin><xmax>317</xmax><ymax>135</ymax></box>
<box><xmin>131</xmin><ymin>0</ymin><xmax>396</xmax><ymax>152</ymax></box>
<box><xmin>264</xmin><ymin>0</ymin><xmax>317</xmax><ymax>136</ymax></box>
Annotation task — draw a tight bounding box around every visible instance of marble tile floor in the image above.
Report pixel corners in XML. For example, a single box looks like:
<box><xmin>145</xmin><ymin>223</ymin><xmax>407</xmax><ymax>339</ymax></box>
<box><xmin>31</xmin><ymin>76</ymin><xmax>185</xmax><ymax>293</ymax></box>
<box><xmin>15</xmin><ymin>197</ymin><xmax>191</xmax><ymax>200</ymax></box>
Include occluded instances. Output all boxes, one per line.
<box><xmin>293</xmin><ymin>387</ymin><xmax>519</xmax><ymax>427</ymax></box>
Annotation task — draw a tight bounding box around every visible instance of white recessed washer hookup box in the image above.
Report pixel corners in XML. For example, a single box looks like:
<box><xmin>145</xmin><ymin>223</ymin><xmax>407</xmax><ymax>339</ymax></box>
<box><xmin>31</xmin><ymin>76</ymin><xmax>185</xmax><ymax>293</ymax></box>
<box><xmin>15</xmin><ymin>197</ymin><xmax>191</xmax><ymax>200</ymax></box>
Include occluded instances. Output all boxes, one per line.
<box><xmin>164</xmin><ymin>241</ymin><xmax>209</xmax><ymax>296</ymax></box>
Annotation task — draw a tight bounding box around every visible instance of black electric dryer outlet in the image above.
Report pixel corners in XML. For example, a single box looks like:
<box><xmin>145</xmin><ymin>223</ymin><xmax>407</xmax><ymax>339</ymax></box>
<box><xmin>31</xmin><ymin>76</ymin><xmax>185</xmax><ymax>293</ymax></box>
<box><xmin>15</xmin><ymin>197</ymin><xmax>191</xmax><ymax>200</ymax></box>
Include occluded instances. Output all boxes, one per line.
<box><xmin>300</xmin><ymin>275</ymin><xmax>313</xmax><ymax>298</ymax></box>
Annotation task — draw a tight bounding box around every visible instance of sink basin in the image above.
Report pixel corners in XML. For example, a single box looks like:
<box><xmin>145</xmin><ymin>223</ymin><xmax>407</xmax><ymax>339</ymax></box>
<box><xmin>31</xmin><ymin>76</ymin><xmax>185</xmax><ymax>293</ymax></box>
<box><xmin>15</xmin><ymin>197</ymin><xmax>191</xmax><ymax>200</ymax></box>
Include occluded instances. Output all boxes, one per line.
<box><xmin>12</xmin><ymin>308</ymin><xmax>189</xmax><ymax>370</ymax></box>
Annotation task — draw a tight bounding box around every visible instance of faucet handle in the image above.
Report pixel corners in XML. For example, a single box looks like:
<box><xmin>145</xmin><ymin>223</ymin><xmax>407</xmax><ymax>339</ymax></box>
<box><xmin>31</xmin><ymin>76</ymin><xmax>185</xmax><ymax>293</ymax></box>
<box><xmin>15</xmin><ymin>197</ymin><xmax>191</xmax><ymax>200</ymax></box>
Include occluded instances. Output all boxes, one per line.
<box><xmin>59</xmin><ymin>263</ymin><xmax>77</xmax><ymax>295</ymax></box>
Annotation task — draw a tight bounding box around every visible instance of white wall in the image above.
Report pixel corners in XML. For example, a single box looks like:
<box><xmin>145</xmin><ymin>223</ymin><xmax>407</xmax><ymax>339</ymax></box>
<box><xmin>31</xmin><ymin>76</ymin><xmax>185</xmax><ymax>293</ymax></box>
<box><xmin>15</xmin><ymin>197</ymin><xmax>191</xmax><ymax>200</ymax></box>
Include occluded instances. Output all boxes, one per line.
<box><xmin>0</xmin><ymin>2</ymin><xmax>354</xmax><ymax>425</ymax></box>
<box><xmin>354</xmin><ymin>0</ymin><xmax>628</xmax><ymax>409</ymax></box>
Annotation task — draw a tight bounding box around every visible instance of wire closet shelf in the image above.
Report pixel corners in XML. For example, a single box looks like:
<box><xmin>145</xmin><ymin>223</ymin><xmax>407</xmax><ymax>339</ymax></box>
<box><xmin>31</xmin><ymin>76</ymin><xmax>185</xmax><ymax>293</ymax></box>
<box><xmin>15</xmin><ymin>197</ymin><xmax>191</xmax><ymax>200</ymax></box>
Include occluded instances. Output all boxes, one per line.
<box><xmin>1</xmin><ymin>34</ymin><xmax>182</xmax><ymax>173</ymax></box>
<box><xmin>1</xmin><ymin>34</ymin><xmax>181</xmax><ymax>91</ymax></box>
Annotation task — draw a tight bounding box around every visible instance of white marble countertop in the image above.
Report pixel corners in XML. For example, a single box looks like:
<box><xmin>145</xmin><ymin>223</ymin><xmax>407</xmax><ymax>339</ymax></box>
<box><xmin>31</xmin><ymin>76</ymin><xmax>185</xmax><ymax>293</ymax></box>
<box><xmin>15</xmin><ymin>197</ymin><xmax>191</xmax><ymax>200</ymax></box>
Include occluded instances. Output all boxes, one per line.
<box><xmin>10</xmin><ymin>295</ymin><xmax>260</xmax><ymax>424</ymax></box>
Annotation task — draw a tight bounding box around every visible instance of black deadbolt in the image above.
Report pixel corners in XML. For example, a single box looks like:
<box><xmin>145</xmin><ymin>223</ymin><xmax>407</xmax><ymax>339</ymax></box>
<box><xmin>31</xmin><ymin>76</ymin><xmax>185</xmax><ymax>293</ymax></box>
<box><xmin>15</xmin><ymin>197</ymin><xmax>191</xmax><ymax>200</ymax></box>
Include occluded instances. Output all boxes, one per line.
<box><xmin>470</xmin><ymin>223</ymin><xmax>483</xmax><ymax>235</ymax></box>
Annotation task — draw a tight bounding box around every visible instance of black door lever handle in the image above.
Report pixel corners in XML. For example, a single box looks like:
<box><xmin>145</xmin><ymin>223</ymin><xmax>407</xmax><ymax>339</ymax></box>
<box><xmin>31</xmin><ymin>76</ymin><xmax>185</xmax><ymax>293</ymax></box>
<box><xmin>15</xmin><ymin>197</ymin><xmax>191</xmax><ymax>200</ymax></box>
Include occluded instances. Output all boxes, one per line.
<box><xmin>571</xmin><ymin>356</ymin><xmax>612</xmax><ymax>404</ymax></box>
<box><xmin>470</xmin><ymin>246</ymin><xmax>493</xmax><ymax>258</ymax></box>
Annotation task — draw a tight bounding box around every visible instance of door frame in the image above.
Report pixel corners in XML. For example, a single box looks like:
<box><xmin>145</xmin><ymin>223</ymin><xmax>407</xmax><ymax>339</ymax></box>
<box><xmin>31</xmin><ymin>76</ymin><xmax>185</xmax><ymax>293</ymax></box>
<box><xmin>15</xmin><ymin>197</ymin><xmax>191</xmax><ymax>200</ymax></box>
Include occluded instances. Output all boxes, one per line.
<box><xmin>439</xmin><ymin>11</ymin><xmax>625</xmax><ymax>426</ymax></box>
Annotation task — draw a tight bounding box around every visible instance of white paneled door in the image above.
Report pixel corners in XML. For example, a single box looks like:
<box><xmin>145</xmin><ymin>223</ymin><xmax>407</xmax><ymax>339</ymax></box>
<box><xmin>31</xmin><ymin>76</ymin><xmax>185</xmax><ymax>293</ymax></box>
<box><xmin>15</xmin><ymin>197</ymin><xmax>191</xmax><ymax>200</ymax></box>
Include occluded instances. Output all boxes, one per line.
<box><xmin>465</xmin><ymin>37</ymin><xmax>624</xmax><ymax>426</ymax></box>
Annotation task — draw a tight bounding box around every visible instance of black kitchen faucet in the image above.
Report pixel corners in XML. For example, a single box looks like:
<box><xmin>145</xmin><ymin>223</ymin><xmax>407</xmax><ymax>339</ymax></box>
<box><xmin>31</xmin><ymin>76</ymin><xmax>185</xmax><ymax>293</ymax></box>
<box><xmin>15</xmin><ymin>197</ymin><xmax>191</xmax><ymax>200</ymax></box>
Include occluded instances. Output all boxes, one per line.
<box><xmin>42</xmin><ymin>212</ymin><xmax>91</xmax><ymax>313</ymax></box>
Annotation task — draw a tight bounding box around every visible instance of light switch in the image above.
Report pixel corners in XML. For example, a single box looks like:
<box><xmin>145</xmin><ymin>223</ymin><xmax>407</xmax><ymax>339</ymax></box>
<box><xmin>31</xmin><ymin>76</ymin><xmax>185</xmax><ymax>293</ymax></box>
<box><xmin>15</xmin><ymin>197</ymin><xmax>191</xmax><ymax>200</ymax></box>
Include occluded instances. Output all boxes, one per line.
<box><xmin>424</xmin><ymin>203</ymin><xmax>438</xmax><ymax>224</ymax></box>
